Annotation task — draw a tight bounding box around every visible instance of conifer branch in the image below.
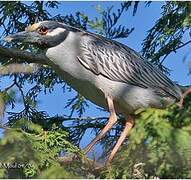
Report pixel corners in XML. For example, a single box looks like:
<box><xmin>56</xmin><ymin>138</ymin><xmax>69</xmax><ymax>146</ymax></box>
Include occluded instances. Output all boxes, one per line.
<box><xmin>0</xmin><ymin>45</ymin><xmax>48</xmax><ymax>64</ymax></box>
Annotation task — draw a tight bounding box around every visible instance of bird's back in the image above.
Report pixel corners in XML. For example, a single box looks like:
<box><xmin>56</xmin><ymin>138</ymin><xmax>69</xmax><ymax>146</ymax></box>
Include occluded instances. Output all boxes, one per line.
<box><xmin>77</xmin><ymin>31</ymin><xmax>182</xmax><ymax>103</ymax></box>
<box><xmin>45</xmin><ymin>23</ymin><xmax>182</xmax><ymax>113</ymax></box>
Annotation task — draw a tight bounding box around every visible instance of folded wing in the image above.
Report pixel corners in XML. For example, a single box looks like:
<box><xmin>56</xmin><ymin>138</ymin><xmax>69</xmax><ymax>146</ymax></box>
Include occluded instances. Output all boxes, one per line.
<box><xmin>77</xmin><ymin>34</ymin><xmax>181</xmax><ymax>100</ymax></box>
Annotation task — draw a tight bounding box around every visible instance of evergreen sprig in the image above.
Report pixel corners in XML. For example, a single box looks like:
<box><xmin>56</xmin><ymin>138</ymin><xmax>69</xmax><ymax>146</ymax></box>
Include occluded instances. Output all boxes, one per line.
<box><xmin>0</xmin><ymin>1</ymin><xmax>190</xmax><ymax>179</ymax></box>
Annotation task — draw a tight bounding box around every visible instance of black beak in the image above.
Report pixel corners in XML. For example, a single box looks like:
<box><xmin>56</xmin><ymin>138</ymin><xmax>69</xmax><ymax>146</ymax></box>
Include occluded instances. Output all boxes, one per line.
<box><xmin>4</xmin><ymin>31</ymin><xmax>30</xmax><ymax>42</ymax></box>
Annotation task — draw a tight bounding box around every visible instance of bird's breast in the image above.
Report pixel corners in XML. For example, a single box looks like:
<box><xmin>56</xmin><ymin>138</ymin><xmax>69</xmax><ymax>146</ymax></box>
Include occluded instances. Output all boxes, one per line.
<box><xmin>45</xmin><ymin>34</ymin><xmax>175</xmax><ymax>115</ymax></box>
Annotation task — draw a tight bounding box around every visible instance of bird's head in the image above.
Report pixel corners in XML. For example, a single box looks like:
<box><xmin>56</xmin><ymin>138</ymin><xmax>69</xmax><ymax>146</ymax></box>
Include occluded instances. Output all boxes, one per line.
<box><xmin>4</xmin><ymin>21</ymin><xmax>77</xmax><ymax>48</ymax></box>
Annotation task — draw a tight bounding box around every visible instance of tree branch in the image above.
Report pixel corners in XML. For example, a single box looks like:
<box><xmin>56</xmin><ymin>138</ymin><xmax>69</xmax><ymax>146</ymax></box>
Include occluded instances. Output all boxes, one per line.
<box><xmin>177</xmin><ymin>87</ymin><xmax>191</xmax><ymax>107</ymax></box>
<box><xmin>160</xmin><ymin>40</ymin><xmax>191</xmax><ymax>65</ymax></box>
<box><xmin>0</xmin><ymin>124</ymin><xmax>10</xmax><ymax>130</ymax></box>
<box><xmin>0</xmin><ymin>63</ymin><xmax>40</xmax><ymax>75</ymax></box>
<box><xmin>175</xmin><ymin>40</ymin><xmax>191</xmax><ymax>51</ymax></box>
<box><xmin>0</xmin><ymin>45</ymin><xmax>48</xmax><ymax>64</ymax></box>
<box><xmin>58</xmin><ymin>155</ymin><xmax>104</xmax><ymax>171</ymax></box>
<box><xmin>62</xmin><ymin>116</ymin><xmax>108</xmax><ymax>121</ymax></box>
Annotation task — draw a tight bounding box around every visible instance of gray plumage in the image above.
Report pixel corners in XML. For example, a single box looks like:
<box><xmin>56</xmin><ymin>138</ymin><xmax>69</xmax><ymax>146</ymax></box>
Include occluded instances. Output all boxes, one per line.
<box><xmin>5</xmin><ymin>21</ymin><xmax>182</xmax><ymax>115</ymax></box>
<box><xmin>78</xmin><ymin>34</ymin><xmax>181</xmax><ymax>100</ymax></box>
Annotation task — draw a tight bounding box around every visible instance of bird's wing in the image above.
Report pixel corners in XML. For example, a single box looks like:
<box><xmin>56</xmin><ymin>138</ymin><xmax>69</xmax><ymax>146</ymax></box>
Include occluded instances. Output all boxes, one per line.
<box><xmin>77</xmin><ymin>35</ymin><xmax>180</xmax><ymax>100</ymax></box>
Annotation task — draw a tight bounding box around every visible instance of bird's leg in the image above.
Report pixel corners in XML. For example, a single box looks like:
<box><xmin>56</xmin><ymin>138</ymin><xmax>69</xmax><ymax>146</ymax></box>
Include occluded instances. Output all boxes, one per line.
<box><xmin>106</xmin><ymin>116</ymin><xmax>134</xmax><ymax>165</ymax></box>
<box><xmin>83</xmin><ymin>96</ymin><xmax>117</xmax><ymax>154</ymax></box>
<box><xmin>178</xmin><ymin>87</ymin><xmax>191</xmax><ymax>107</ymax></box>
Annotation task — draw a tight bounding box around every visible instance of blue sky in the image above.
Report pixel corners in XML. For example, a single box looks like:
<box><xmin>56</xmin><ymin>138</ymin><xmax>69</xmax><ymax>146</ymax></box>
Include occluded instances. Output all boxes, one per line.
<box><xmin>0</xmin><ymin>2</ymin><xmax>191</xmax><ymax>154</ymax></box>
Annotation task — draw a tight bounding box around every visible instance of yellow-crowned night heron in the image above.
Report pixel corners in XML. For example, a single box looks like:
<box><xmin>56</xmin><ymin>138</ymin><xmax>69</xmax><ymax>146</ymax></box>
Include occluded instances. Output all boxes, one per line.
<box><xmin>5</xmin><ymin>21</ymin><xmax>183</xmax><ymax>165</ymax></box>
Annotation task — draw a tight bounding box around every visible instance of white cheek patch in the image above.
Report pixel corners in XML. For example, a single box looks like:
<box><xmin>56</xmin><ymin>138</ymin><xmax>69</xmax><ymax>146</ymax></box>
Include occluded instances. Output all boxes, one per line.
<box><xmin>47</xmin><ymin>27</ymin><xmax>66</xmax><ymax>36</ymax></box>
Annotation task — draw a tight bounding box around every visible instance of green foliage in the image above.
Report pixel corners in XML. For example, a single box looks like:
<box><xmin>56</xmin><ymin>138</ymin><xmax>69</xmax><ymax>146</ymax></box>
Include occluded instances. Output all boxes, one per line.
<box><xmin>0</xmin><ymin>1</ymin><xmax>190</xmax><ymax>179</ymax></box>
<box><xmin>0</xmin><ymin>119</ymin><xmax>79</xmax><ymax>178</ymax></box>
<box><xmin>65</xmin><ymin>93</ymin><xmax>89</xmax><ymax>117</ymax></box>
<box><xmin>142</xmin><ymin>1</ymin><xmax>191</xmax><ymax>72</ymax></box>
<box><xmin>101</xmin><ymin>95</ymin><xmax>191</xmax><ymax>179</ymax></box>
<box><xmin>102</xmin><ymin>2</ymin><xmax>138</xmax><ymax>39</ymax></box>
<box><xmin>39</xmin><ymin>165</ymin><xmax>78</xmax><ymax>179</ymax></box>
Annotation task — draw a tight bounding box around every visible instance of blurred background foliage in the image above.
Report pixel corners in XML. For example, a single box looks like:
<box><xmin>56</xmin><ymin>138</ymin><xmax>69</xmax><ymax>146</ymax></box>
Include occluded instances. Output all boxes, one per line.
<box><xmin>0</xmin><ymin>1</ymin><xmax>190</xmax><ymax>178</ymax></box>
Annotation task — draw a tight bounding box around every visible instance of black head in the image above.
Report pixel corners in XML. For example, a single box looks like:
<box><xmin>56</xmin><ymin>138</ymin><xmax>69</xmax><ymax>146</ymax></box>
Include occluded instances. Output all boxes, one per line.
<box><xmin>4</xmin><ymin>21</ymin><xmax>80</xmax><ymax>47</ymax></box>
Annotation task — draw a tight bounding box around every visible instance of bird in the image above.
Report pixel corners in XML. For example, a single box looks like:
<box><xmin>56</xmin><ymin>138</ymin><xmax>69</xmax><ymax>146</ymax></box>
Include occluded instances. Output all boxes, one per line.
<box><xmin>5</xmin><ymin>20</ymin><xmax>183</xmax><ymax>165</ymax></box>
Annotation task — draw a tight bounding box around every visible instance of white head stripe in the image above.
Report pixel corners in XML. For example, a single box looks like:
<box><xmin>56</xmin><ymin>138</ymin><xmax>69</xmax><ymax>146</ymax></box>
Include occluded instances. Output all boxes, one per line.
<box><xmin>47</xmin><ymin>27</ymin><xmax>66</xmax><ymax>36</ymax></box>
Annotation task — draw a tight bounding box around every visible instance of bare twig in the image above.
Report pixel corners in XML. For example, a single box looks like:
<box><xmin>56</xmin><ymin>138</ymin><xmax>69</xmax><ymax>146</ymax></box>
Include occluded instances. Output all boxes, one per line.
<box><xmin>159</xmin><ymin>54</ymin><xmax>169</xmax><ymax>65</ymax></box>
<box><xmin>14</xmin><ymin>75</ymin><xmax>28</xmax><ymax>109</ymax></box>
<box><xmin>175</xmin><ymin>40</ymin><xmax>191</xmax><ymax>51</ymax></box>
<box><xmin>3</xmin><ymin>82</ymin><xmax>15</xmax><ymax>92</ymax></box>
<box><xmin>178</xmin><ymin>87</ymin><xmax>191</xmax><ymax>107</ymax></box>
<box><xmin>0</xmin><ymin>63</ymin><xmax>40</xmax><ymax>75</ymax></box>
<box><xmin>0</xmin><ymin>93</ymin><xmax>5</xmax><ymax>122</ymax></box>
<box><xmin>0</xmin><ymin>45</ymin><xmax>48</xmax><ymax>64</ymax></box>
<box><xmin>58</xmin><ymin>155</ymin><xmax>104</xmax><ymax>170</ymax></box>
<box><xmin>160</xmin><ymin>40</ymin><xmax>191</xmax><ymax>65</ymax></box>
<box><xmin>0</xmin><ymin>124</ymin><xmax>10</xmax><ymax>130</ymax></box>
<box><xmin>62</xmin><ymin>116</ymin><xmax>108</xmax><ymax>121</ymax></box>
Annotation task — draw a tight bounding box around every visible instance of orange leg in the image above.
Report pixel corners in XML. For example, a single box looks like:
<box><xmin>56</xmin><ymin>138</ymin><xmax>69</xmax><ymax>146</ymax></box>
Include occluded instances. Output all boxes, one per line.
<box><xmin>106</xmin><ymin>116</ymin><xmax>134</xmax><ymax>165</ymax></box>
<box><xmin>83</xmin><ymin>96</ymin><xmax>117</xmax><ymax>154</ymax></box>
<box><xmin>178</xmin><ymin>87</ymin><xmax>191</xmax><ymax>107</ymax></box>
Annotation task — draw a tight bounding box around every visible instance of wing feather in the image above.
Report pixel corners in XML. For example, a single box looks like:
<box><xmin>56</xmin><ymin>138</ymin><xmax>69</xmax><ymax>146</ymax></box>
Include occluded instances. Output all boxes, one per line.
<box><xmin>77</xmin><ymin>35</ymin><xmax>181</xmax><ymax>100</ymax></box>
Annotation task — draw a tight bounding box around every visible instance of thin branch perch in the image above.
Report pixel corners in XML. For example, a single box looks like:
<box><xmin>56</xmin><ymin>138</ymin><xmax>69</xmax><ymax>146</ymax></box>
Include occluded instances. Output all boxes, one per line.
<box><xmin>0</xmin><ymin>63</ymin><xmax>40</xmax><ymax>75</ymax></box>
<box><xmin>0</xmin><ymin>45</ymin><xmax>48</xmax><ymax>64</ymax></box>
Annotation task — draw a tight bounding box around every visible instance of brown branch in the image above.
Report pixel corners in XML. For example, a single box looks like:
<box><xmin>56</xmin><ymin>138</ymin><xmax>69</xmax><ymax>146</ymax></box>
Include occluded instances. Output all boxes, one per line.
<box><xmin>0</xmin><ymin>63</ymin><xmax>41</xmax><ymax>75</ymax></box>
<box><xmin>0</xmin><ymin>124</ymin><xmax>10</xmax><ymax>130</ymax></box>
<box><xmin>62</xmin><ymin>116</ymin><xmax>108</xmax><ymax>121</ymax></box>
<box><xmin>178</xmin><ymin>87</ymin><xmax>191</xmax><ymax>107</ymax></box>
<box><xmin>0</xmin><ymin>92</ymin><xmax>5</xmax><ymax>121</ymax></box>
<box><xmin>58</xmin><ymin>155</ymin><xmax>104</xmax><ymax>171</ymax></box>
<box><xmin>0</xmin><ymin>45</ymin><xmax>48</xmax><ymax>64</ymax></box>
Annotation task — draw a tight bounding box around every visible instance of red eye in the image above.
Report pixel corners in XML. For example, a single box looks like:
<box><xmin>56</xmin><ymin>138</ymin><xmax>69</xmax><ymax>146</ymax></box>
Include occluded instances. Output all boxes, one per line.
<box><xmin>38</xmin><ymin>26</ymin><xmax>48</xmax><ymax>35</ymax></box>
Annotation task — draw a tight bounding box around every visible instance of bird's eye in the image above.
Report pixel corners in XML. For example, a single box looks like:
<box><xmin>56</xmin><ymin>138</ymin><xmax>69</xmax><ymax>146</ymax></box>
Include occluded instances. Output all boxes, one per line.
<box><xmin>38</xmin><ymin>26</ymin><xmax>48</xmax><ymax>35</ymax></box>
